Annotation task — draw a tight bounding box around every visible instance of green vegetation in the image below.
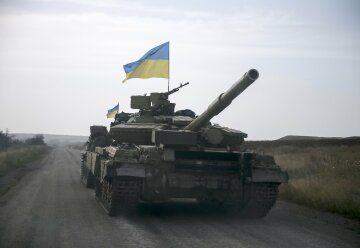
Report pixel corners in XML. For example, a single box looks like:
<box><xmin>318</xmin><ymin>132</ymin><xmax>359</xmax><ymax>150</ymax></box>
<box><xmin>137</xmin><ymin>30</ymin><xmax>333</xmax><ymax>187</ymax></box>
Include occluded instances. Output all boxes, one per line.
<box><xmin>0</xmin><ymin>130</ymin><xmax>49</xmax><ymax>177</ymax></box>
<box><xmin>244</xmin><ymin>140</ymin><xmax>360</xmax><ymax>220</ymax></box>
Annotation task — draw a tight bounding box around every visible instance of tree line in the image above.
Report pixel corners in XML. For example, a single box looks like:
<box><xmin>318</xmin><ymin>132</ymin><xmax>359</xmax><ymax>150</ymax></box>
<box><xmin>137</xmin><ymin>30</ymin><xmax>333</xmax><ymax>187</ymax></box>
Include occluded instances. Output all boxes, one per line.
<box><xmin>0</xmin><ymin>130</ymin><xmax>45</xmax><ymax>151</ymax></box>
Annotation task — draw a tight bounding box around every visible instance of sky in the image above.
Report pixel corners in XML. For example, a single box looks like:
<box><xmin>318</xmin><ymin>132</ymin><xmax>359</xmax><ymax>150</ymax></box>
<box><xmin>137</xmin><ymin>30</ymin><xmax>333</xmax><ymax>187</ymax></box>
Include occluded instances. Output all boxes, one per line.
<box><xmin>0</xmin><ymin>0</ymin><xmax>359</xmax><ymax>140</ymax></box>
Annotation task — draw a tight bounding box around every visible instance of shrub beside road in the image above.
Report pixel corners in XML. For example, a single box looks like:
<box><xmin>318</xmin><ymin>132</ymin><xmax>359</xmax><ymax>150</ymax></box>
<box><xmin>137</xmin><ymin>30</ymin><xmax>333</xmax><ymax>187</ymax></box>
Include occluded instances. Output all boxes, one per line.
<box><xmin>244</xmin><ymin>138</ymin><xmax>360</xmax><ymax>220</ymax></box>
<box><xmin>0</xmin><ymin>130</ymin><xmax>49</xmax><ymax>177</ymax></box>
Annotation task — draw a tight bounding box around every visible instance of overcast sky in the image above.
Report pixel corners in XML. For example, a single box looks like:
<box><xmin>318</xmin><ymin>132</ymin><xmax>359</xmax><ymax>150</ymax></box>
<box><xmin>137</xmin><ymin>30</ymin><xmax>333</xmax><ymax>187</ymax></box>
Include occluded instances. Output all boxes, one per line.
<box><xmin>0</xmin><ymin>0</ymin><xmax>359</xmax><ymax>140</ymax></box>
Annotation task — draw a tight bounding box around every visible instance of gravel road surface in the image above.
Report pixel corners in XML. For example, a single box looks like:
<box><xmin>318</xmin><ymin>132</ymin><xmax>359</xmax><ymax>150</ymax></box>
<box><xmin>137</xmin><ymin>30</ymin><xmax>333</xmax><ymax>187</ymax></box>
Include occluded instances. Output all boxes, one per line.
<box><xmin>0</xmin><ymin>147</ymin><xmax>358</xmax><ymax>248</ymax></box>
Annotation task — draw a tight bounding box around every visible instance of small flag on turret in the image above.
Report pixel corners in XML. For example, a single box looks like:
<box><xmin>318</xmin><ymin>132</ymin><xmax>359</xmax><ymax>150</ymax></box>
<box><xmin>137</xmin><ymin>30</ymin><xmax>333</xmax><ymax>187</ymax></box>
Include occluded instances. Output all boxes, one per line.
<box><xmin>107</xmin><ymin>103</ymin><xmax>119</xmax><ymax>118</ymax></box>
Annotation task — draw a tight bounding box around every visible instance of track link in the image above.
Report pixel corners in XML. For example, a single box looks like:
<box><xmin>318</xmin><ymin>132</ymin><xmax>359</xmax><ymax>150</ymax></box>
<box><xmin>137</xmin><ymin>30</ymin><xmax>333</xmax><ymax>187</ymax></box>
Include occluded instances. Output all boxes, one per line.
<box><xmin>96</xmin><ymin>177</ymin><xmax>141</xmax><ymax>216</ymax></box>
<box><xmin>239</xmin><ymin>182</ymin><xmax>279</xmax><ymax>218</ymax></box>
<box><xmin>81</xmin><ymin>163</ymin><xmax>94</xmax><ymax>188</ymax></box>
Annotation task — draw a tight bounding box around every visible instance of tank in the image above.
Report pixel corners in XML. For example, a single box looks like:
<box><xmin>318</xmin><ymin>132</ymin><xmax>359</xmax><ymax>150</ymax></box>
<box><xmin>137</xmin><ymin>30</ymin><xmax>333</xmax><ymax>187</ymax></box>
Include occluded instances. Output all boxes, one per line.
<box><xmin>81</xmin><ymin>125</ymin><xmax>108</xmax><ymax>188</ymax></box>
<box><xmin>81</xmin><ymin>69</ymin><xmax>288</xmax><ymax>217</ymax></box>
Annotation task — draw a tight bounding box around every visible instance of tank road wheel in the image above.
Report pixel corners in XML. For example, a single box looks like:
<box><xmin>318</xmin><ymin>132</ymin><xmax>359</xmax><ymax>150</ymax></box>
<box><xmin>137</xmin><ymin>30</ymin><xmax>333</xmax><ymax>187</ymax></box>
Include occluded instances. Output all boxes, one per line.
<box><xmin>81</xmin><ymin>163</ymin><xmax>94</xmax><ymax>188</ymax></box>
<box><xmin>238</xmin><ymin>182</ymin><xmax>279</xmax><ymax>218</ymax></box>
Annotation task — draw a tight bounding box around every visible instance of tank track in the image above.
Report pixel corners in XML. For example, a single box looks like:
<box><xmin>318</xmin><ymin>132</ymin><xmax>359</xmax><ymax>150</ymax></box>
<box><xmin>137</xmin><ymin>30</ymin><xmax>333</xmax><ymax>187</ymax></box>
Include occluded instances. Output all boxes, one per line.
<box><xmin>239</xmin><ymin>182</ymin><xmax>279</xmax><ymax>218</ymax></box>
<box><xmin>80</xmin><ymin>163</ymin><xmax>94</xmax><ymax>188</ymax></box>
<box><xmin>96</xmin><ymin>177</ymin><xmax>141</xmax><ymax>216</ymax></box>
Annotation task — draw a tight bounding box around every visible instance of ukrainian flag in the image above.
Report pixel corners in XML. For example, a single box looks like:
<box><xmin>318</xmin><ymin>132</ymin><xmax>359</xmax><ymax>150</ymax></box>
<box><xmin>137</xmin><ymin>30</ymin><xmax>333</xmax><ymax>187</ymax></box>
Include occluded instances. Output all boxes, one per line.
<box><xmin>107</xmin><ymin>103</ymin><xmax>119</xmax><ymax>118</ymax></box>
<box><xmin>122</xmin><ymin>42</ymin><xmax>169</xmax><ymax>83</ymax></box>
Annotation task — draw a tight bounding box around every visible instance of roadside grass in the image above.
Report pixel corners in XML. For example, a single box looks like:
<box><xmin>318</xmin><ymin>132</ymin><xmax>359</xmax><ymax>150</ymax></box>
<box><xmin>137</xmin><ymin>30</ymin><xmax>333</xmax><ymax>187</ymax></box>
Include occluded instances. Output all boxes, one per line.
<box><xmin>245</xmin><ymin>144</ymin><xmax>360</xmax><ymax>220</ymax></box>
<box><xmin>0</xmin><ymin>145</ymin><xmax>49</xmax><ymax>177</ymax></box>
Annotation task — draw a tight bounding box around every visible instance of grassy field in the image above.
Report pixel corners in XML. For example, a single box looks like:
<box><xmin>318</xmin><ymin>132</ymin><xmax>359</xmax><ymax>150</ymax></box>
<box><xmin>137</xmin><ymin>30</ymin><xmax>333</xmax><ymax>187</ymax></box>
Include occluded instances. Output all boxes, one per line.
<box><xmin>0</xmin><ymin>146</ymin><xmax>49</xmax><ymax>177</ymax></box>
<box><xmin>243</xmin><ymin>140</ymin><xmax>360</xmax><ymax>220</ymax></box>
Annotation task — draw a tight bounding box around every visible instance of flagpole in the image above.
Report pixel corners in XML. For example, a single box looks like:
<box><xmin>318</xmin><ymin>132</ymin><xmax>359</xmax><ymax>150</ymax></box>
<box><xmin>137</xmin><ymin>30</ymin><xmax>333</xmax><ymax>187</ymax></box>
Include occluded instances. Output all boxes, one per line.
<box><xmin>168</xmin><ymin>42</ymin><xmax>170</xmax><ymax>92</ymax></box>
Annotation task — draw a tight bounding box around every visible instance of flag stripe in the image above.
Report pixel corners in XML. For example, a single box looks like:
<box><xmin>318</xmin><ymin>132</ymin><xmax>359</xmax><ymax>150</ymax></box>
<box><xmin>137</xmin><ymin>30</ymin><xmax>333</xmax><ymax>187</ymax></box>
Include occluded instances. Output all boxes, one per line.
<box><xmin>123</xmin><ymin>42</ymin><xmax>169</xmax><ymax>73</ymax></box>
<box><xmin>108</xmin><ymin>104</ymin><xmax>119</xmax><ymax>112</ymax></box>
<box><xmin>122</xmin><ymin>42</ymin><xmax>169</xmax><ymax>81</ymax></box>
<box><xmin>123</xmin><ymin>59</ymin><xmax>169</xmax><ymax>82</ymax></box>
<box><xmin>106</xmin><ymin>111</ymin><xmax>117</xmax><ymax>118</ymax></box>
<box><xmin>107</xmin><ymin>104</ymin><xmax>119</xmax><ymax>118</ymax></box>
<box><xmin>138</xmin><ymin>42</ymin><xmax>169</xmax><ymax>61</ymax></box>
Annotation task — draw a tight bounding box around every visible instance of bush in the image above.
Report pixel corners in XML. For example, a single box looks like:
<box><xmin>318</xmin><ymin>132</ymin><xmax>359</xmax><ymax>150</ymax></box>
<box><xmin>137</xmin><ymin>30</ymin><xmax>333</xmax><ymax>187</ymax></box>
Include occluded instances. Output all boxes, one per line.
<box><xmin>0</xmin><ymin>146</ymin><xmax>49</xmax><ymax>177</ymax></box>
<box><xmin>0</xmin><ymin>130</ymin><xmax>12</xmax><ymax>150</ymax></box>
<box><xmin>0</xmin><ymin>130</ymin><xmax>48</xmax><ymax>177</ymax></box>
<box><xmin>245</xmin><ymin>142</ymin><xmax>360</xmax><ymax>220</ymax></box>
<box><xmin>25</xmin><ymin>134</ymin><xmax>45</xmax><ymax>146</ymax></box>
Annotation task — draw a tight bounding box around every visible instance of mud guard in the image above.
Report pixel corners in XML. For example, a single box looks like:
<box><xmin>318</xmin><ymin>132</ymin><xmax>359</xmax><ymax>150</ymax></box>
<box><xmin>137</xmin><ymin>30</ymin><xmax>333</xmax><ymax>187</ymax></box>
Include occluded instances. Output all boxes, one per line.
<box><xmin>251</xmin><ymin>167</ymin><xmax>288</xmax><ymax>183</ymax></box>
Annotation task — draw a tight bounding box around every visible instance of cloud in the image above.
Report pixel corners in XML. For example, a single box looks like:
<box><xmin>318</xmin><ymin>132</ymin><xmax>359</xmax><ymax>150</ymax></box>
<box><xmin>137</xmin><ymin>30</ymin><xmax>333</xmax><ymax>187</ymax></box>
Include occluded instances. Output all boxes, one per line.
<box><xmin>0</xmin><ymin>0</ymin><xmax>359</xmax><ymax>138</ymax></box>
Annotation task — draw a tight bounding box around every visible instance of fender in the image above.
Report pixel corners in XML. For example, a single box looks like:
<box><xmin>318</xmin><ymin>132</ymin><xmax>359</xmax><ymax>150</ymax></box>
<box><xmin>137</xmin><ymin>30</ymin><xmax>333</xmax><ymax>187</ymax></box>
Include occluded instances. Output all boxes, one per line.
<box><xmin>251</xmin><ymin>167</ymin><xmax>288</xmax><ymax>183</ymax></box>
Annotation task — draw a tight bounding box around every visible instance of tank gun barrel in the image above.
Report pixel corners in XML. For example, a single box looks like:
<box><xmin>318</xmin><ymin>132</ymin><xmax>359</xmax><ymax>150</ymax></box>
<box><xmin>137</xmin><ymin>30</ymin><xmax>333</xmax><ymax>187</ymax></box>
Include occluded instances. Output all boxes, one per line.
<box><xmin>184</xmin><ymin>69</ymin><xmax>259</xmax><ymax>132</ymax></box>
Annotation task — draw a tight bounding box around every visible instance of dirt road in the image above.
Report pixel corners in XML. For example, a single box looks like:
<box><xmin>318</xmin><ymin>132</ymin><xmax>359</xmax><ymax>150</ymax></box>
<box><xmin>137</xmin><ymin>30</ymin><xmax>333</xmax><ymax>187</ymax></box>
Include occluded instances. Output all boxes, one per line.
<box><xmin>0</xmin><ymin>147</ymin><xmax>358</xmax><ymax>248</ymax></box>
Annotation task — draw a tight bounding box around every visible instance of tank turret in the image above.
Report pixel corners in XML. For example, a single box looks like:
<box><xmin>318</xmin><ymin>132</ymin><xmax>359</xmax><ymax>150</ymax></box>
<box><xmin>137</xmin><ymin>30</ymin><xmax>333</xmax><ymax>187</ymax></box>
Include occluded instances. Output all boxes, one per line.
<box><xmin>130</xmin><ymin>82</ymin><xmax>189</xmax><ymax>116</ymax></box>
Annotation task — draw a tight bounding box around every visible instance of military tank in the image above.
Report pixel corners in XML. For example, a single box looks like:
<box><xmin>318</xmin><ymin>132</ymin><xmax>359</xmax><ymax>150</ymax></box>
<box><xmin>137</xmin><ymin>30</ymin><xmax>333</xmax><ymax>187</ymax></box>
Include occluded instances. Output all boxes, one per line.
<box><xmin>81</xmin><ymin>125</ymin><xmax>109</xmax><ymax>188</ymax></box>
<box><xmin>81</xmin><ymin>69</ymin><xmax>288</xmax><ymax>217</ymax></box>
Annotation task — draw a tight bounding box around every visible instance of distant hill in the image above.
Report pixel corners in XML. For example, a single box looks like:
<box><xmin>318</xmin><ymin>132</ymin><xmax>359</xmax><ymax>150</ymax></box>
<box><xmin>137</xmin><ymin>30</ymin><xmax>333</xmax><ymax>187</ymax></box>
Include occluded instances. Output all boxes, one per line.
<box><xmin>278</xmin><ymin>135</ymin><xmax>341</xmax><ymax>141</ymax></box>
<box><xmin>13</xmin><ymin>133</ymin><xmax>87</xmax><ymax>146</ymax></box>
<box><xmin>244</xmin><ymin>135</ymin><xmax>360</xmax><ymax>150</ymax></box>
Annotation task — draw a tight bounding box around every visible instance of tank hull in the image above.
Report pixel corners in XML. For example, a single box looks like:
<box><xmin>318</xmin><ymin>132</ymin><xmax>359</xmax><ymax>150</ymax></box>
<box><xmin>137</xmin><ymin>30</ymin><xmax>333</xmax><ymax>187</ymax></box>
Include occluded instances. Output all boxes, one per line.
<box><xmin>85</xmin><ymin>146</ymin><xmax>287</xmax><ymax>217</ymax></box>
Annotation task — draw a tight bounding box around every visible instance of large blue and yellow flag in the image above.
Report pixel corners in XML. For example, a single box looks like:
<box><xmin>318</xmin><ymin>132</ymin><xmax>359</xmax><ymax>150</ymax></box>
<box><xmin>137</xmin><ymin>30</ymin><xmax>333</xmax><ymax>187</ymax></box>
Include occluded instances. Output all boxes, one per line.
<box><xmin>107</xmin><ymin>103</ymin><xmax>119</xmax><ymax>118</ymax></box>
<box><xmin>122</xmin><ymin>42</ymin><xmax>169</xmax><ymax>83</ymax></box>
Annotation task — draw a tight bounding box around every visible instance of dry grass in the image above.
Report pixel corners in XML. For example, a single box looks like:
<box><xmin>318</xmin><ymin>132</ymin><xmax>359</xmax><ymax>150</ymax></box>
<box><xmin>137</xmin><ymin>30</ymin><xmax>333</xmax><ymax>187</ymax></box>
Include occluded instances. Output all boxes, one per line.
<box><xmin>246</xmin><ymin>144</ymin><xmax>360</xmax><ymax>220</ymax></box>
<box><xmin>0</xmin><ymin>146</ymin><xmax>49</xmax><ymax>177</ymax></box>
